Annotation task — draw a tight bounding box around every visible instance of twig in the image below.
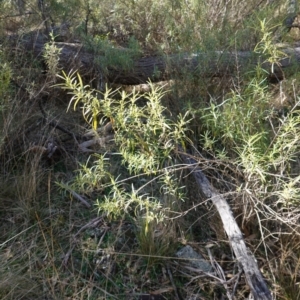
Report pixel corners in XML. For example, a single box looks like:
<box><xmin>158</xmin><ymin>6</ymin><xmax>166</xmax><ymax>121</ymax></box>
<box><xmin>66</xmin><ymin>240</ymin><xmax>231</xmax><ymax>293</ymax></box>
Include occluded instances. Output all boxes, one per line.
<box><xmin>58</xmin><ymin>182</ymin><xmax>91</xmax><ymax>208</ymax></box>
<box><xmin>68</xmin><ymin>188</ymin><xmax>91</xmax><ymax>208</ymax></box>
<box><xmin>232</xmin><ymin>264</ymin><xmax>243</xmax><ymax>299</ymax></box>
<box><xmin>166</xmin><ymin>264</ymin><xmax>183</xmax><ymax>300</ymax></box>
<box><xmin>207</xmin><ymin>247</ymin><xmax>232</xmax><ymax>300</ymax></box>
<box><xmin>62</xmin><ymin>216</ymin><xmax>104</xmax><ymax>266</ymax></box>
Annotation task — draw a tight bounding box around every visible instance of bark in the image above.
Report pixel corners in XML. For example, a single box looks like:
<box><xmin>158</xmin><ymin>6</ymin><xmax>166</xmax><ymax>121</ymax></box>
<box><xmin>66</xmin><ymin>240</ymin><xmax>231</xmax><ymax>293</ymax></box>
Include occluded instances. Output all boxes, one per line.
<box><xmin>181</xmin><ymin>153</ymin><xmax>272</xmax><ymax>300</ymax></box>
<box><xmin>8</xmin><ymin>31</ymin><xmax>300</xmax><ymax>85</ymax></box>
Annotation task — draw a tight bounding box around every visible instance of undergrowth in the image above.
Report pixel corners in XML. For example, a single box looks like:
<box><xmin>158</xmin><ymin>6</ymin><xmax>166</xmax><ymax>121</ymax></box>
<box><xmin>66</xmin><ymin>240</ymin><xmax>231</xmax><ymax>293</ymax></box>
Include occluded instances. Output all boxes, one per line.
<box><xmin>1</xmin><ymin>0</ymin><xmax>300</xmax><ymax>299</ymax></box>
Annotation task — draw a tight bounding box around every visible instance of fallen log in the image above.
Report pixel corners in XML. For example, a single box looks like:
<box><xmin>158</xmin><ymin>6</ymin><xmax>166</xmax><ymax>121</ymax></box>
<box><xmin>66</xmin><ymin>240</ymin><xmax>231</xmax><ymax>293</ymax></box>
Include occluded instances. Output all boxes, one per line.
<box><xmin>7</xmin><ymin>31</ymin><xmax>300</xmax><ymax>85</ymax></box>
<box><xmin>180</xmin><ymin>152</ymin><xmax>273</xmax><ymax>300</ymax></box>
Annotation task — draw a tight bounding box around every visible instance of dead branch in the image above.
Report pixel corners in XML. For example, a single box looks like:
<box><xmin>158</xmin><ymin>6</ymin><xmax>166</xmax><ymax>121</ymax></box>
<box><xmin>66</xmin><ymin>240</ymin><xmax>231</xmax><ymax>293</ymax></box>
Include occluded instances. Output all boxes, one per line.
<box><xmin>180</xmin><ymin>152</ymin><xmax>272</xmax><ymax>300</ymax></box>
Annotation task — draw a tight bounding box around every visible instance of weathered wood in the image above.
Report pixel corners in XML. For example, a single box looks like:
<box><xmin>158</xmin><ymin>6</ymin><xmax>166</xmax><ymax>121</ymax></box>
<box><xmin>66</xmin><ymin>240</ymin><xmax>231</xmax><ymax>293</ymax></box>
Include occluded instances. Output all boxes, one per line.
<box><xmin>8</xmin><ymin>32</ymin><xmax>300</xmax><ymax>85</ymax></box>
<box><xmin>181</xmin><ymin>153</ymin><xmax>272</xmax><ymax>300</ymax></box>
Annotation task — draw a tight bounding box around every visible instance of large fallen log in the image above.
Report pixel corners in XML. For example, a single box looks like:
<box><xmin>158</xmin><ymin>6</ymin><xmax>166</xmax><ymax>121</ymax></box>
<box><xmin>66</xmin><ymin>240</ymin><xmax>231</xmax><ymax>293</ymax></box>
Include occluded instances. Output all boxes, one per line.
<box><xmin>8</xmin><ymin>31</ymin><xmax>300</xmax><ymax>85</ymax></box>
<box><xmin>181</xmin><ymin>152</ymin><xmax>272</xmax><ymax>300</ymax></box>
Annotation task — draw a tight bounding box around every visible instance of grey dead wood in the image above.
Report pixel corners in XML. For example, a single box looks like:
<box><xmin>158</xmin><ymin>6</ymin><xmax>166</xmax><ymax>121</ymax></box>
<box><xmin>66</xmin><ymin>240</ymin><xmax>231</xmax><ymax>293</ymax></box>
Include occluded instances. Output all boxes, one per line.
<box><xmin>7</xmin><ymin>31</ymin><xmax>300</xmax><ymax>85</ymax></box>
<box><xmin>181</xmin><ymin>153</ymin><xmax>272</xmax><ymax>300</ymax></box>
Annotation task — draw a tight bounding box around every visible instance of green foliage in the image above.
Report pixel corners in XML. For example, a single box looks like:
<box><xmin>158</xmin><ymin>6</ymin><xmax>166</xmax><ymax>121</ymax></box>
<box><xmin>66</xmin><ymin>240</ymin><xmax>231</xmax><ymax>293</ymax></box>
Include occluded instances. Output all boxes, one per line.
<box><xmin>43</xmin><ymin>33</ymin><xmax>62</xmax><ymax>80</ymax></box>
<box><xmin>109</xmin><ymin>85</ymin><xmax>191</xmax><ymax>174</ymax></box>
<box><xmin>96</xmin><ymin>183</ymin><xmax>165</xmax><ymax>231</ymax></box>
<box><xmin>58</xmin><ymin>71</ymin><xmax>103</xmax><ymax>129</ymax></box>
<box><xmin>71</xmin><ymin>154</ymin><xmax>110</xmax><ymax>194</ymax></box>
<box><xmin>58</xmin><ymin>72</ymin><xmax>191</xmax><ymax>173</ymax></box>
<box><xmin>57</xmin><ymin>71</ymin><xmax>188</xmax><ymax>233</ymax></box>
<box><xmin>201</xmin><ymin>73</ymin><xmax>271</xmax><ymax>153</ymax></box>
<box><xmin>254</xmin><ymin>18</ymin><xmax>288</xmax><ymax>73</ymax></box>
<box><xmin>200</xmin><ymin>18</ymin><xmax>300</xmax><ymax>210</ymax></box>
<box><xmin>136</xmin><ymin>219</ymin><xmax>175</xmax><ymax>266</ymax></box>
<box><xmin>200</xmin><ymin>19</ymin><xmax>287</xmax><ymax>154</ymax></box>
<box><xmin>233</xmin><ymin>101</ymin><xmax>300</xmax><ymax>207</ymax></box>
<box><xmin>83</xmin><ymin>35</ymin><xmax>142</xmax><ymax>74</ymax></box>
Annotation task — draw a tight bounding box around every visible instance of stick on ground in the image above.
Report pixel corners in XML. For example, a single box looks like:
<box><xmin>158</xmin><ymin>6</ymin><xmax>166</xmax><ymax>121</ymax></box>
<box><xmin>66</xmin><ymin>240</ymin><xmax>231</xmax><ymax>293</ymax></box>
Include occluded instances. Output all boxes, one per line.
<box><xmin>181</xmin><ymin>152</ymin><xmax>272</xmax><ymax>300</ymax></box>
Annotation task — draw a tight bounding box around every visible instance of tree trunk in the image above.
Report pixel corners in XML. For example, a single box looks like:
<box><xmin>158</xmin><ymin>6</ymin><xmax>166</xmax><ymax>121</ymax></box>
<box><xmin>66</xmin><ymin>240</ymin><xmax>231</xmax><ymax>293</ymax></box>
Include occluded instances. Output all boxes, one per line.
<box><xmin>8</xmin><ymin>31</ymin><xmax>300</xmax><ymax>85</ymax></box>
